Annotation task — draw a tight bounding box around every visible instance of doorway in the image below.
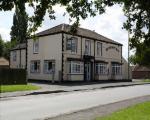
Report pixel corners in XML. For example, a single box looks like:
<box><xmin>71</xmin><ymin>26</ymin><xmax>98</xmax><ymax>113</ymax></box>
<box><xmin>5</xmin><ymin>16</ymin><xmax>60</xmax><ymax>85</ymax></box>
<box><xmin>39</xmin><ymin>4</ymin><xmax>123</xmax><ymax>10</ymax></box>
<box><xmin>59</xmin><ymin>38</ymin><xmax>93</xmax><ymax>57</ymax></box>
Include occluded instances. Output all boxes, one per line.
<box><xmin>84</xmin><ymin>62</ymin><xmax>91</xmax><ymax>81</ymax></box>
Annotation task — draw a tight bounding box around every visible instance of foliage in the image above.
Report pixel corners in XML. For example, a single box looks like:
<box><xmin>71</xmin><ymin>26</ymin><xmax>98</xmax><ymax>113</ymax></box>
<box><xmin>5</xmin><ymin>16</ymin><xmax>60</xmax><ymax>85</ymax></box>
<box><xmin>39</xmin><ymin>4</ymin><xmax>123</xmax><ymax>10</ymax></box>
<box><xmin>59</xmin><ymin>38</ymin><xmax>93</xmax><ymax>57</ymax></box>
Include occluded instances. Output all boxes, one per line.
<box><xmin>10</xmin><ymin>1</ymin><xmax>28</xmax><ymax>44</ymax></box>
<box><xmin>0</xmin><ymin>35</ymin><xmax>16</xmax><ymax>60</ymax></box>
<box><xmin>0</xmin><ymin>0</ymin><xmax>150</xmax><ymax>66</ymax></box>
<box><xmin>0</xmin><ymin>84</ymin><xmax>40</xmax><ymax>93</ymax></box>
<box><xmin>96</xmin><ymin>101</ymin><xmax>150</xmax><ymax>120</ymax></box>
<box><xmin>0</xmin><ymin>35</ymin><xmax>4</xmax><ymax>57</ymax></box>
<box><xmin>121</xmin><ymin>0</ymin><xmax>150</xmax><ymax>66</ymax></box>
<box><xmin>3</xmin><ymin>41</ymin><xmax>12</xmax><ymax>60</ymax></box>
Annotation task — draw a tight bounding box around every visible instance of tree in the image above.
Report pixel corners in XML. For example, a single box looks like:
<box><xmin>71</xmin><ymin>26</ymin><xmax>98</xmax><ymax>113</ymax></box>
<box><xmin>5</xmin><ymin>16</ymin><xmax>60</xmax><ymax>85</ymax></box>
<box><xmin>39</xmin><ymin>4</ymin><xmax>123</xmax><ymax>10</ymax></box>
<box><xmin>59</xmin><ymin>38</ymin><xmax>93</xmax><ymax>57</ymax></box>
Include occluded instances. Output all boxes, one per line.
<box><xmin>0</xmin><ymin>34</ymin><xmax>12</xmax><ymax>60</ymax></box>
<box><xmin>119</xmin><ymin>0</ymin><xmax>150</xmax><ymax>67</ymax></box>
<box><xmin>3</xmin><ymin>41</ymin><xmax>12</xmax><ymax>60</ymax></box>
<box><xmin>10</xmin><ymin>1</ymin><xmax>28</xmax><ymax>44</ymax></box>
<box><xmin>0</xmin><ymin>0</ymin><xmax>150</xmax><ymax>66</ymax></box>
<box><xmin>10</xmin><ymin>1</ymin><xmax>28</xmax><ymax>67</ymax></box>
<box><xmin>0</xmin><ymin>34</ymin><xmax>4</xmax><ymax>57</ymax></box>
<box><xmin>0</xmin><ymin>34</ymin><xmax>2</xmax><ymax>40</ymax></box>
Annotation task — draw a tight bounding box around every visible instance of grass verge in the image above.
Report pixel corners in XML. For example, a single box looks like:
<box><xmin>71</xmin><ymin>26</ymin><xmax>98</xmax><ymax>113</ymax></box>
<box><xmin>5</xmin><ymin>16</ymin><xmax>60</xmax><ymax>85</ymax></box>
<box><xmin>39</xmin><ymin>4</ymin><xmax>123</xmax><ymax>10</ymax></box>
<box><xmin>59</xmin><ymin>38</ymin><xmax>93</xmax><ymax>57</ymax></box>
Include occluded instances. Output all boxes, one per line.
<box><xmin>0</xmin><ymin>84</ymin><xmax>40</xmax><ymax>93</ymax></box>
<box><xmin>96</xmin><ymin>101</ymin><xmax>150</xmax><ymax>120</ymax></box>
<box><xmin>143</xmin><ymin>79</ymin><xmax>150</xmax><ymax>82</ymax></box>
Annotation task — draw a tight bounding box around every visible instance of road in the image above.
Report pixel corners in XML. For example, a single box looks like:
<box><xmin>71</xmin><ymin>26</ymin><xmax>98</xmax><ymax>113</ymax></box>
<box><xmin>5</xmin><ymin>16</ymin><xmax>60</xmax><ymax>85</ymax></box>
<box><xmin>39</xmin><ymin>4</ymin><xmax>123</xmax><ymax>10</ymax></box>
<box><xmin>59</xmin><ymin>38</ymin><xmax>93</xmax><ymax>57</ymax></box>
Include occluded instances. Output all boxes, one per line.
<box><xmin>0</xmin><ymin>84</ymin><xmax>150</xmax><ymax>120</ymax></box>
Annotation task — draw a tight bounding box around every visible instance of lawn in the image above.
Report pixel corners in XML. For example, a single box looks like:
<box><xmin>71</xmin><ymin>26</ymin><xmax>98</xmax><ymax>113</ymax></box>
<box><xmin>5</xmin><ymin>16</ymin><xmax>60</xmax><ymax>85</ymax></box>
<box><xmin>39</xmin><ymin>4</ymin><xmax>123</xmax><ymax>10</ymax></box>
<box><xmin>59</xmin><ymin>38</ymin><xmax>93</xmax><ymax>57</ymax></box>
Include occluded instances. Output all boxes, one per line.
<box><xmin>143</xmin><ymin>79</ymin><xmax>150</xmax><ymax>82</ymax></box>
<box><xmin>96</xmin><ymin>101</ymin><xmax>150</xmax><ymax>120</ymax></box>
<box><xmin>0</xmin><ymin>84</ymin><xmax>40</xmax><ymax>93</ymax></box>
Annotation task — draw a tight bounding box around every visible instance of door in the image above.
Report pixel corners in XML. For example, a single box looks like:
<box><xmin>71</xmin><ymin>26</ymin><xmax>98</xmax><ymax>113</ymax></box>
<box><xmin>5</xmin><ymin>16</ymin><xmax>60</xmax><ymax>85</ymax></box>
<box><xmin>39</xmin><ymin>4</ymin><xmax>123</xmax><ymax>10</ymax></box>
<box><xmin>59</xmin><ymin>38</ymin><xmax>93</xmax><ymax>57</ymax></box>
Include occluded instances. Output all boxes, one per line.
<box><xmin>85</xmin><ymin>62</ymin><xmax>91</xmax><ymax>81</ymax></box>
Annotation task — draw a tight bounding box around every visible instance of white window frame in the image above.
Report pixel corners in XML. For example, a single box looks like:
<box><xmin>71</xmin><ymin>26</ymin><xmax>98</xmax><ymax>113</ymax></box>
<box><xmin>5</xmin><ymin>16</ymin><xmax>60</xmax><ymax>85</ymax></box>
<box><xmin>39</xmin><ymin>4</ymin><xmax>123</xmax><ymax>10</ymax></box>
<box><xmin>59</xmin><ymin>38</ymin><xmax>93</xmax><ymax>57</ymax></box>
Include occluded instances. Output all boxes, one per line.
<box><xmin>66</xmin><ymin>37</ymin><xmax>78</xmax><ymax>53</ymax></box>
<box><xmin>85</xmin><ymin>40</ymin><xmax>91</xmax><ymax>55</ymax></box>
<box><xmin>112</xmin><ymin>63</ymin><xmax>122</xmax><ymax>75</ymax></box>
<box><xmin>68</xmin><ymin>61</ymin><xmax>83</xmax><ymax>74</ymax></box>
<box><xmin>12</xmin><ymin>51</ymin><xmax>17</xmax><ymax>62</ymax></box>
<box><xmin>33</xmin><ymin>39</ymin><xmax>39</xmax><ymax>53</ymax></box>
<box><xmin>43</xmin><ymin>60</ymin><xmax>55</xmax><ymax>74</ymax></box>
<box><xmin>95</xmin><ymin>63</ymin><xmax>107</xmax><ymax>75</ymax></box>
<box><xmin>30</xmin><ymin>60</ymin><xmax>40</xmax><ymax>73</ymax></box>
<box><xmin>97</xmin><ymin>42</ymin><xmax>102</xmax><ymax>56</ymax></box>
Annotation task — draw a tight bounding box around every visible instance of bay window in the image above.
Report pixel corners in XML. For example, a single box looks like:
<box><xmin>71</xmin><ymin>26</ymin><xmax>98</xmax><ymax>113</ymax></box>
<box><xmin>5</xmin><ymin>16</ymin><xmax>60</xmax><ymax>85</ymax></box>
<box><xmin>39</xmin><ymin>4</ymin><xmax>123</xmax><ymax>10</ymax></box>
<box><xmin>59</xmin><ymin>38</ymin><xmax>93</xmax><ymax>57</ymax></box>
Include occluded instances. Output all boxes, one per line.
<box><xmin>95</xmin><ymin>63</ymin><xmax>107</xmax><ymax>75</ymax></box>
<box><xmin>112</xmin><ymin>63</ymin><xmax>122</xmax><ymax>75</ymax></box>
<box><xmin>68</xmin><ymin>61</ymin><xmax>83</xmax><ymax>74</ymax></box>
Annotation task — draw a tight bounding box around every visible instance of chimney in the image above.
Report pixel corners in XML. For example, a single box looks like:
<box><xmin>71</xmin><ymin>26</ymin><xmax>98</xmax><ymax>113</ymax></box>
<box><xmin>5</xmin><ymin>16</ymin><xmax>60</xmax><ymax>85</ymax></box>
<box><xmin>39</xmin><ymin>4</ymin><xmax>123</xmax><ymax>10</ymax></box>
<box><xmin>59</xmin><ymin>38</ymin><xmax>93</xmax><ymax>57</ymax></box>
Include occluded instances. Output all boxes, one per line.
<box><xmin>61</xmin><ymin>23</ymin><xmax>65</xmax><ymax>31</ymax></box>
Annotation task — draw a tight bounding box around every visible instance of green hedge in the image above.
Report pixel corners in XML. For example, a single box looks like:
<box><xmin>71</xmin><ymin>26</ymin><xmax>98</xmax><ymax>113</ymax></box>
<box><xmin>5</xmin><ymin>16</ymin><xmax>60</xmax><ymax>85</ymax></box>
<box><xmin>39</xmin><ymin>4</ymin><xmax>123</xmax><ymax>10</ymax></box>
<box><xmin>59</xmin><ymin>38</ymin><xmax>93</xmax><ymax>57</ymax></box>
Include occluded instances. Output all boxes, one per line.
<box><xmin>0</xmin><ymin>68</ymin><xmax>27</xmax><ymax>85</ymax></box>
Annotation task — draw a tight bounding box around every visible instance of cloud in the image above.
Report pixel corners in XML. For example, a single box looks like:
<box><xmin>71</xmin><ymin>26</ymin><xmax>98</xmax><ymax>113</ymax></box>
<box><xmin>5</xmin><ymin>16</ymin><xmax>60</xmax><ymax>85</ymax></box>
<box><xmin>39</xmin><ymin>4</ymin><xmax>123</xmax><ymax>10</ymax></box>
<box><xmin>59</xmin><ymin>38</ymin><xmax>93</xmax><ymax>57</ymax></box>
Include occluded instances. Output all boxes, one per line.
<box><xmin>0</xmin><ymin>28</ymin><xmax>11</xmax><ymax>41</ymax></box>
<box><xmin>0</xmin><ymin>10</ymin><xmax>14</xmax><ymax>41</ymax></box>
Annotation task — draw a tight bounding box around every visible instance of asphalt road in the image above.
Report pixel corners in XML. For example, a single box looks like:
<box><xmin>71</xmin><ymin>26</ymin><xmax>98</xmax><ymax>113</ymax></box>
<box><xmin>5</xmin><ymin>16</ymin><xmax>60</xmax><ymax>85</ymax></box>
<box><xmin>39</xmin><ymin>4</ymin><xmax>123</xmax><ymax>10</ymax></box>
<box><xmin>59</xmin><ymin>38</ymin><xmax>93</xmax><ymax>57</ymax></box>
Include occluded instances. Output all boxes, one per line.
<box><xmin>0</xmin><ymin>84</ymin><xmax>150</xmax><ymax>120</ymax></box>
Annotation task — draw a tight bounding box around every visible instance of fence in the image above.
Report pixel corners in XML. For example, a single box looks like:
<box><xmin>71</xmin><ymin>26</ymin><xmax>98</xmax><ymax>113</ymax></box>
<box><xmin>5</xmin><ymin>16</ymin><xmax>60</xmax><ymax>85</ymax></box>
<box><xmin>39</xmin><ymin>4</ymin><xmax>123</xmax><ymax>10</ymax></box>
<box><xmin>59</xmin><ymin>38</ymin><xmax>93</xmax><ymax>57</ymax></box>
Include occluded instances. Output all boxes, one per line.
<box><xmin>0</xmin><ymin>68</ymin><xmax>27</xmax><ymax>85</ymax></box>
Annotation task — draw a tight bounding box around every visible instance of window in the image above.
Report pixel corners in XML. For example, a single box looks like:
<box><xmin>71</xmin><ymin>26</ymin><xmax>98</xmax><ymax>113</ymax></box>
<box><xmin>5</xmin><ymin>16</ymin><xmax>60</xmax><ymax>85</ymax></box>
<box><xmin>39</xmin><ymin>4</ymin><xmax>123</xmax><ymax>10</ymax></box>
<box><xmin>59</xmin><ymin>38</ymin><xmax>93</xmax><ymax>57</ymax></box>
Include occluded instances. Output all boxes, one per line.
<box><xmin>12</xmin><ymin>51</ymin><xmax>17</xmax><ymax>61</ymax></box>
<box><xmin>68</xmin><ymin>61</ymin><xmax>83</xmax><ymax>74</ymax></box>
<box><xmin>85</xmin><ymin>40</ymin><xmax>91</xmax><ymax>55</ymax></box>
<box><xmin>44</xmin><ymin>60</ymin><xmax>55</xmax><ymax>74</ymax></box>
<box><xmin>112</xmin><ymin>63</ymin><xmax>122</xmax><ymax>75</ymax></box>
<box><xmin>95</xmin><ymin>63</ymin><xmax>107</xmax><ymax>75</ymax></box>
<box><xmin>30</xmin><ymin>60</ymin><xmax>40</xmax><ymax>73</ymax></box>
<box><xmin>33</xmin><ymin>40</ymin><xmax>39</xmax><ymax>53</ymax></box>
<box><xmin>66</xmin><ymin>37</ymin><xmax>78</xmax><ymax>53</ymax></box>
<box><xmin>97</xmin><ymin>42</ymin><xmax>102</xmax><ymax>56</ymax></box>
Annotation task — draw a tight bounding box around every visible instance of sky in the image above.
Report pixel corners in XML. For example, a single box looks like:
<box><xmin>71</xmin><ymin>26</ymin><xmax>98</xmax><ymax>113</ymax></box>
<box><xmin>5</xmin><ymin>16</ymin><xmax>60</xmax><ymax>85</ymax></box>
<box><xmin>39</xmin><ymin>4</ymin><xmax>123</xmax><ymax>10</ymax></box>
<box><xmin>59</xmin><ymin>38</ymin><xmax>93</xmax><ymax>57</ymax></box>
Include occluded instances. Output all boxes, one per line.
<box><xmin>0</xmin><ymin>4</ymin><xmax>129</xmax><ymax>60</ymax></box>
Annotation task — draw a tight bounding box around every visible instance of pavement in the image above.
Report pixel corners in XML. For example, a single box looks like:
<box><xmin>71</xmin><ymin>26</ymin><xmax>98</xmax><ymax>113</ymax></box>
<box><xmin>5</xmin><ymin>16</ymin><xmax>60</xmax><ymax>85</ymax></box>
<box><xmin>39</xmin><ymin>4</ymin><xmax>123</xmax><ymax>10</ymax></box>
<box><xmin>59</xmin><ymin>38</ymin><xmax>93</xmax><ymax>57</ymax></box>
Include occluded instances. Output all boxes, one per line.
<box><xmin>0</xmin><ymin>80</ymin><xmax>150</xmax><ymax>98</ymax></box>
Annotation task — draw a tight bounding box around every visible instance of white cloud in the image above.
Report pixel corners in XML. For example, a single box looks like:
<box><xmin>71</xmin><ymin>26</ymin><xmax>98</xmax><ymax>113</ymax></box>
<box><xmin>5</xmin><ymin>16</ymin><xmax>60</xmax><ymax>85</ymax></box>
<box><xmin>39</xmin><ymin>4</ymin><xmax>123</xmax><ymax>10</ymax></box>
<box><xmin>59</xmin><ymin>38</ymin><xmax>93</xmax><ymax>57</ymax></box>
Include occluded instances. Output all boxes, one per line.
<box><xmin>0</xmin><ymin>9</ymin><xmax>14</xmax><ymax>41</ymax></box>
<box><xmin>0</xmin><ymin>27</ymin><xmax>11</xmax><ymax>41</ymax></box>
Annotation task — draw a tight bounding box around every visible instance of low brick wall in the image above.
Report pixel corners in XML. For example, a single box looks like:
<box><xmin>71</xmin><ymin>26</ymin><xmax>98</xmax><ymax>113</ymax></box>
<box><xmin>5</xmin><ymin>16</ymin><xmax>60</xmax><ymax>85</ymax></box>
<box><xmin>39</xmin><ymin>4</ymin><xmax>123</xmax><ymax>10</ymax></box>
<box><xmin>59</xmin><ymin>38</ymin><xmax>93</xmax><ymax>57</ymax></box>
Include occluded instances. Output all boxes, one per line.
<box><xmin>0</xmin><ymin>68</ymin><xmax>27</xmax><ymax>85</ymax></box>
<box><xmin>132</xmin><ymin>71</ymin><xmax>150</xmax><ymax>79</ymax></box>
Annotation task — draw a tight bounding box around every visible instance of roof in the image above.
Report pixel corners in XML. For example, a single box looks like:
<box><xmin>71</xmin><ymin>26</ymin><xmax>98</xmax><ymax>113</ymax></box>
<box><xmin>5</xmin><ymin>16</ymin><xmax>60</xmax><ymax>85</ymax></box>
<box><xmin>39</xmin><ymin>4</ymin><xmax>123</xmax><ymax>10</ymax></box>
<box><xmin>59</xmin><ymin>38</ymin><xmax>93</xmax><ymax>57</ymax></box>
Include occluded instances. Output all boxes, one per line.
<box><xmin>36</xmin><ymin>24</ymin><xmax>122</xmax><ymax>45</ymax></box>
<box><xmin>0</xmin><ymin>57</ymin><xmax>9</xmax><ymax>66</ymax></box>
<box><xmin>132</xmin><ymin>65</ymin><xmax>150</xmax><ymax>72</ymax></box>
<box><xmin>11</xmin><ymin>43</ymin><xmax>26</xmax><ymax>51</ymax></box>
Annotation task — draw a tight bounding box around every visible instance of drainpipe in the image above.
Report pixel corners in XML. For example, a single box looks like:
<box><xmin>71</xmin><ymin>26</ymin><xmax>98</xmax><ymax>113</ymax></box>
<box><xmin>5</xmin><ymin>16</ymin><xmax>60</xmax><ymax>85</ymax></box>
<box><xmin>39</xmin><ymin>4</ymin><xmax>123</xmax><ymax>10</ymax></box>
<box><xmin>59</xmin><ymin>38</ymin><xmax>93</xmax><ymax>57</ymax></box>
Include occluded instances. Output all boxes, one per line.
<box><xmin>128</xmin><ymin>30</ymin><xmax>130</xmax><ymax>80</ymax></box>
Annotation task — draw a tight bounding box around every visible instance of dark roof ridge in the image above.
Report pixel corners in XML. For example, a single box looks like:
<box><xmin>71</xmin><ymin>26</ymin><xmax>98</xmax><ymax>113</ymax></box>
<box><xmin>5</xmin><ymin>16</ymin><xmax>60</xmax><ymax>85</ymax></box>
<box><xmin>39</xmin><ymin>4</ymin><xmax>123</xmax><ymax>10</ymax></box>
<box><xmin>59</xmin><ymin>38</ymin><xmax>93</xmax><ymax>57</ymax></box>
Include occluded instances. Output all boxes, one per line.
<box><xmin>36</xmin><ymin>23</ymin><xmax>122</xmax><ymax>45</ymax></box>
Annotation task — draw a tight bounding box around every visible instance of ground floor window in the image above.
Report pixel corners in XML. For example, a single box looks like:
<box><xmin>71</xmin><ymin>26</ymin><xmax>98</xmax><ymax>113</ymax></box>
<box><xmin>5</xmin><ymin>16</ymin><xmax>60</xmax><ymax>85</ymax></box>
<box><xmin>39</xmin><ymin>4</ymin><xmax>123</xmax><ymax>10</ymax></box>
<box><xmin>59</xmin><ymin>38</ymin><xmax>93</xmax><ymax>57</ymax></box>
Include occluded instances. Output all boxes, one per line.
<box><xmin>30</xmin><ymin>60</ymin><xmax>40</xmax><ymax>73</ymax></box>
<box><xmin>95</xmin><ymin>63</ymin><xmax>107</xmax><ymax>75</ymax></box>
<box><xmin>68</xmin><ymin>61</ymin><xmax>83</xmax><ymax>74</ymax></box>
<box><xmin>112</xmin><ymin>63</ymin><xmax>122</xmax><ymax>75</ymax></box>
<box><xmin>44</xmin><ymin>60</ymin><xmax>55</xmax><ymax>74</ymax></box>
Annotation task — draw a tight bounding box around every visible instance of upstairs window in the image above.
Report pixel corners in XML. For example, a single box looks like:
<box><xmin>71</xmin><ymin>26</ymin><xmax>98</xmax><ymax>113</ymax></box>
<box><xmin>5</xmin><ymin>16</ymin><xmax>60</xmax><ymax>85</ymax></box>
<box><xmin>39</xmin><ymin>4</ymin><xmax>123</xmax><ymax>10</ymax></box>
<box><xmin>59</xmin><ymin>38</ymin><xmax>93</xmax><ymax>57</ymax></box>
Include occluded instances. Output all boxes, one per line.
<box><xmin>97</xmin><ymin>42</ymin><xmax>102</xmax><ymax>56</ymax></box>
<box><xmin>30</xmin><ymin>60</ymin><xmax>40</xmax><ymax>73</ymax></box>
<box><xmin>12</xmin><ymin>51</ymin><xmax>17</xmax><ymax>61</ymax></box>
<box><xmin>85</xmin><ymin>40</ymin><xmax>91</xmax><ymax>55</ymax></box>
<box><xmin>44</xmin><ymin>60</ymin><xmax>55</xmax><ymax>74</ymax></box>
<box><xmin>66</xmin><ymin>37</ymin><xmax>78</xmax><ymax>53</ymax></box>
<box><xmin>33</xmin><ymin>40</ymin><xmax>39</xmax><ymax>53</ymax></box>
<box><xmin>112</xmin><ymin>63</ymin><xmax>122</xmax><ymax>75</ymax></box>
